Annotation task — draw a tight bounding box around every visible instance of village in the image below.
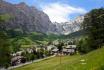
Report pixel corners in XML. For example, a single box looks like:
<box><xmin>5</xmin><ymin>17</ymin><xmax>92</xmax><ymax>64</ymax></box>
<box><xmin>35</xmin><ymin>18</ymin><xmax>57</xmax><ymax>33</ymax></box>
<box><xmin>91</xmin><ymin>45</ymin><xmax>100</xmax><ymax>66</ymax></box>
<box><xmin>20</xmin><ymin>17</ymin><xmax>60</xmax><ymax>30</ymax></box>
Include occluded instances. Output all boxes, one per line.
<box><xmin>11</xmin><ymin>39</ymin><xmax>77</xmax><ymax>66</ymax></box>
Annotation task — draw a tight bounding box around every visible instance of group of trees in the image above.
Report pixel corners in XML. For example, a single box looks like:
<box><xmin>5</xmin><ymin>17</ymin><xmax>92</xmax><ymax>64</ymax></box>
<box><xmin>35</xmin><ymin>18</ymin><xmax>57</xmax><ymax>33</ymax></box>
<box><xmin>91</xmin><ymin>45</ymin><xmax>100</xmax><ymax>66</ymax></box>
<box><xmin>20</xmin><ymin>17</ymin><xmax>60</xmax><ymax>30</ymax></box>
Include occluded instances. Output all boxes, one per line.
<box><xmin>21</xmin><ymin>47</ymin><xmax>51</xmax><ymax>62</ymax></box>
<box><xmin>0</xmin><ymin>31</ymin><xmax>11</xmax><ymax>68</ymax></box>
<box><xmin>0</xmin><ymin>14</ymin><xmax>11</xmax><ymax>68</ymax></box>
<box><xmin>78</xmin><ymin>8</ymin><xmax>104</xmax><ymax>53</ymax></box>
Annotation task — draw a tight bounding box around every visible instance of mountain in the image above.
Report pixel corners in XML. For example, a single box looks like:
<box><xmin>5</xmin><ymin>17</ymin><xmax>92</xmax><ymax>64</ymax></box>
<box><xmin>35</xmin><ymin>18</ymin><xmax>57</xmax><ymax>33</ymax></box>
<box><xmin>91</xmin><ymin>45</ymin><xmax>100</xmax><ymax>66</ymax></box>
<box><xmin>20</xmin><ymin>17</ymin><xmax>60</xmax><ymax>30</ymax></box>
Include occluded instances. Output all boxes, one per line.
<box><xmin>52</xmin><ymin>16</ymin><xmax>84</xmax><ymax>35</ymax></box>
<box><xmin>0</xmin><ymin>0</ymin><xmax>84</xmax><ymax>35</ymax></box>
<box><xmin>0</xmin><ymin>0</ymin><xmax>55</xmax><ymax>34</ymax></box>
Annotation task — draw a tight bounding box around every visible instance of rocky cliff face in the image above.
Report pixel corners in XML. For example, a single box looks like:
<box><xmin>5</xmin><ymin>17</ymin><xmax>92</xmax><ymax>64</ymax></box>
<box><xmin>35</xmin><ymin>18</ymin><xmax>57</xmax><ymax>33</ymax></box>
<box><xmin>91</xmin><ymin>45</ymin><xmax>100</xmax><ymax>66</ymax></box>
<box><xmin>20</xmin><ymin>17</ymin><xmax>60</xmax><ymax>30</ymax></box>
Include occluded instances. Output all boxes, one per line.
<box><xmin>52</xmin><ymin>16</ymin><xmax>84</xmax><ymax>35</ymax></box>
<box><xmin>0</xmin><ymin>1</ymin><xmax>54</xmax><ymax>33</ymax></box>
<box><xmin>0</xmin><ymin>0</ymin><xmax>84</xmax><ymax>35</ymax></box>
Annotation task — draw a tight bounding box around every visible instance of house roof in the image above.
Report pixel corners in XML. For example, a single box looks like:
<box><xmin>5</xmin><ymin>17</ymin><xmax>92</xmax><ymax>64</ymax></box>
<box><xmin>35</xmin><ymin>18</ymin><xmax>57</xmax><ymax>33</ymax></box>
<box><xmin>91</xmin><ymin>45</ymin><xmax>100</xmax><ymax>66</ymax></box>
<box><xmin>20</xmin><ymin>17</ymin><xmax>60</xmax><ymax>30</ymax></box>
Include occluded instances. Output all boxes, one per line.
<box><xmin>52</xmin><ymin>48</ymin><xmax>58</xmax><ymax>52</ymax></box>
<box><xmin>47</xmin><ymin>45</ymin><xmax>55</xmax><ymax>48</ymax></box>
<box><xmin>11</xmin><ymin>56</ymin><xmax>24</xmax><ymax>62</ymax></box>
<box><xmin>66</xmin><ymin>45</ymin><xmax>76</xmax><ymax>49</ymax></box>
<box><xmin>63</xmin><ymin>49</ymin><xmax>75</xmax><ymax>53</ymax></box>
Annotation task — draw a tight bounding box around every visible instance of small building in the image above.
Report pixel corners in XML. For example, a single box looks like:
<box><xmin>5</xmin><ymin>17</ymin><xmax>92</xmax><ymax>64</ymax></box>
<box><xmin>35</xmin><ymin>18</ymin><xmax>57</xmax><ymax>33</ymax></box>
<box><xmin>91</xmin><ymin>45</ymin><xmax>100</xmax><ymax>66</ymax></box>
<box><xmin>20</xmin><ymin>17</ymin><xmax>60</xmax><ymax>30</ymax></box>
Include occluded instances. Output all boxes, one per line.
<box><xmin>63</xmin><ymin>45</ymin><xmax>77</xmax><ymax>55</ymax></box>
<box><xmin>26</xmin><ymin>48</ymin><xmax>34</xmax><ymax>53</ymax></box>
<box><xmin>66</xmin><ymin>45</ymin><xmax>76</xmax><ymax>49</ymax></box>
<box><xmin>46</xmin><ymin>45</ymin><xmax>56</xmax><ymax>51</ymax></box>
<box><xmin>51</xmin><ymin>48</ymin><xmax>58</xmax><ymax>55</ymax></box>
<box><xmin>51</xmin><ymin>45</ymin><xmax>77</xmax><ymax>55</ymax></box>
<box><xmin>11</xmin><ymin>56</ymin><xmax>26</xmax><ymax>66</ymax></box>
<box><xmin>16</xmin><ymin>51</ymin><xmax>24</xmax><ymax>56</ymax></box>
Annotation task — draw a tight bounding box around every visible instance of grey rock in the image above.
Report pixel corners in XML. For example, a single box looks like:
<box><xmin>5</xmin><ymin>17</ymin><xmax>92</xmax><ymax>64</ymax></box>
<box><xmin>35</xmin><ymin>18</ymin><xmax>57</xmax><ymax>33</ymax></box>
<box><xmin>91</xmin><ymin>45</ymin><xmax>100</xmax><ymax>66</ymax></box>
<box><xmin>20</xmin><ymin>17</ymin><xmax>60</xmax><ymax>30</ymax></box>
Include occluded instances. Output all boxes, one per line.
<box><xmin>0</xmin><ymin>1</ymin><xmax>54</xmax><ymax>33</ymax></box>
<box><xmin>52</xmin><ymin>16</ymin><xmax>84</xmax><ymax>35</ymax></box>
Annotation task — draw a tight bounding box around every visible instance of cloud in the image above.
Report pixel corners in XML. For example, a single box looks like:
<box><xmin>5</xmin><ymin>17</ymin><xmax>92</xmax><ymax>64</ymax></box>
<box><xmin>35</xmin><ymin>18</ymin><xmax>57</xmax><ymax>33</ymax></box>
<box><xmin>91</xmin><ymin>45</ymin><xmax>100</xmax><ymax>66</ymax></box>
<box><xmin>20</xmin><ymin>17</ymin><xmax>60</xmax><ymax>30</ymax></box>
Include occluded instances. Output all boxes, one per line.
<box><xmin>41</xmin><ymin>3</ymin><xmax>87</xmax><ymax>23</ymax></box>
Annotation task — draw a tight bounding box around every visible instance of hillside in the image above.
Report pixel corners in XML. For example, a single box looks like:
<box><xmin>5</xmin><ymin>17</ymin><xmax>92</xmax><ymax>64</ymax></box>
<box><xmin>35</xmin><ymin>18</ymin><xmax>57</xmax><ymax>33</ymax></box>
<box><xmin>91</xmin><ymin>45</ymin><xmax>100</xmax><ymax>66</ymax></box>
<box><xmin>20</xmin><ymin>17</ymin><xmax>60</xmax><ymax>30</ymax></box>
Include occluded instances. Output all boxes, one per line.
<box><xmin>0</xmin><ymin>0</ymin><xmax>55</xmax><ymax>33</ymax></box>
<box><xmin>12</xmin><ymin>47</ymin><xmax>104</xmax><ymax>70</ymax></box>
<box><xmin>66</xmin><ymin>30</ymin><xmax>86</xmax><ymax>39</ymax></box>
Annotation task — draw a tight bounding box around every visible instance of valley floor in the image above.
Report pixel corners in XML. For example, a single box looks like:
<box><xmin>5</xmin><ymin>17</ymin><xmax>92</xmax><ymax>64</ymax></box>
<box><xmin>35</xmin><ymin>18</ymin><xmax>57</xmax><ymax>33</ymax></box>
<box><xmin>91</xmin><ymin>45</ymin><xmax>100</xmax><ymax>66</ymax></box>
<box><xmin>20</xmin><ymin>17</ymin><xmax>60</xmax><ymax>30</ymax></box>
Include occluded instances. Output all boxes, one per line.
<box><xmin>12</xmin><ymin>48</ymin><xmax>104</xmax><ymax>70</ymax></box>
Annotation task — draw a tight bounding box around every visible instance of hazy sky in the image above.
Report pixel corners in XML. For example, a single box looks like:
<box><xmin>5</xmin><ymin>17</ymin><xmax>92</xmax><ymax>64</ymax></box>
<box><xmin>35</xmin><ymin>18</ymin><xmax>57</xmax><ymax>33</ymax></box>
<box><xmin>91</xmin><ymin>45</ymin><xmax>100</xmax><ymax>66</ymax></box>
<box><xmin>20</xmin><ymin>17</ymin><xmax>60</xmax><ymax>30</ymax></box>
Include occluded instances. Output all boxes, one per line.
<box><xmin>5</xmin><ymin>0</ymin><xmax>104</xmax><ymax>23</ymax></box>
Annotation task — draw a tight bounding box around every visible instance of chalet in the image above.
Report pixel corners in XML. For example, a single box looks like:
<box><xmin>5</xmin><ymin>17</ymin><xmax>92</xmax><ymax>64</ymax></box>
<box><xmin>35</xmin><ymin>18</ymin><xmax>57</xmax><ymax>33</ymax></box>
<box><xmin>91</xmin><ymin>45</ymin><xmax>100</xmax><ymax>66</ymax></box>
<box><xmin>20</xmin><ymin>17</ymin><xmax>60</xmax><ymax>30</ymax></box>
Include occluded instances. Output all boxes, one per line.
<box><xmin>63</xmin><ymin>45</ymin><xmax>77</xmax><ymax>55</ymax></box>
<box><xmin>46</xmin><ymin>45</ymin><xmax>56</xmax><ymax>51</ymax></box>
<box><xmin>51</xmin><ymin>48</ymin><xmax>58</xmax><ymax>55</ymax></box>
<box><xmin>11</xmin><ymin>56</ymin><xmax>26</xmax><ymax>66</ymax></box>
<box><xmin>26</xmin><ymin>48</ymin><xmax>34</xmax><ymax>53</ymax></box>
<box><xmin>11</xmin><ymin>51</ymin><xmax>24</xmax><ymax>57</ymax></box>
<box><xmin>51</xmin><ymin>45</ymin><xmax>77</xmax><ymax>55</ymax></box>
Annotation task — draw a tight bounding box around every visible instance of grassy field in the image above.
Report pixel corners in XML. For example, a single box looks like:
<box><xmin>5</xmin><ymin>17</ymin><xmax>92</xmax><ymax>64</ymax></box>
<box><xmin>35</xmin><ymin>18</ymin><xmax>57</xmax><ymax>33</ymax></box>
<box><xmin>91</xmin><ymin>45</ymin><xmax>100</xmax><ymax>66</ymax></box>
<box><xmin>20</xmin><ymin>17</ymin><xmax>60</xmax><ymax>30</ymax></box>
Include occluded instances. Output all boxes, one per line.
<box><xmin>12</xmin><ymin>48</ymin><xmax>104</xmax><ymax>70</ymax></box>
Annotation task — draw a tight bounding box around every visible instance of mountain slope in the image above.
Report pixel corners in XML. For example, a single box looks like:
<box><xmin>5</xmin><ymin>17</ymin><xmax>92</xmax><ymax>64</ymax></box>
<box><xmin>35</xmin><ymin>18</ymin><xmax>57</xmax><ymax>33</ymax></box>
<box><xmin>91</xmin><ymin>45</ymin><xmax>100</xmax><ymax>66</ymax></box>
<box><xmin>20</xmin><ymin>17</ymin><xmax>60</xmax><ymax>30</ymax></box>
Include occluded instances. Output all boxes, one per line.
<box><xmin>52</xmin><ymin>16</ymin><xmax>84</xmax><ymax>35</ymax></box>
<box><xmin>0</xmin><ymin>0</ymin><xmax>55</xmax><ymax>33</ymax></box>
<box><xmin>66</xmin><ymin>29</ymin><xmax>86</xmax><ymax>39</ymax></box>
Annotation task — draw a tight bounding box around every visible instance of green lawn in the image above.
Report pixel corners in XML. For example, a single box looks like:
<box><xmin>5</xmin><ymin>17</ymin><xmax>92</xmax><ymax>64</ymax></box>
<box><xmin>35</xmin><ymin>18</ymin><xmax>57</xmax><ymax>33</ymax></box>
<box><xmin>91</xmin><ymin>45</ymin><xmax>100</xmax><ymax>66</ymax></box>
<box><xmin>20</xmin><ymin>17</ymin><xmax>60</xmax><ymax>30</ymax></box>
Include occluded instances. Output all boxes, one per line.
<box><xmin>13</xmin><ymin>48</ymin><xmax>104</xmax><ymax>70</ymax></box>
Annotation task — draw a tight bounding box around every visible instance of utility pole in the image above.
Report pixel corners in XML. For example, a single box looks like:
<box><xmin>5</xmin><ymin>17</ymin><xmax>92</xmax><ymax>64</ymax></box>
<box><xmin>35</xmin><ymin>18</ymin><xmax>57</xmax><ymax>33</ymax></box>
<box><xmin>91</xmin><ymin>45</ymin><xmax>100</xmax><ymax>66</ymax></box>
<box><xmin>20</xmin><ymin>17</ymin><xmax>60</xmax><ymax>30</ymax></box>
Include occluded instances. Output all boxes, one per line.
<box><xmin>60</xmin><ymin>52</ymin><xmax>62</xmax><ymax>64</ymax></box>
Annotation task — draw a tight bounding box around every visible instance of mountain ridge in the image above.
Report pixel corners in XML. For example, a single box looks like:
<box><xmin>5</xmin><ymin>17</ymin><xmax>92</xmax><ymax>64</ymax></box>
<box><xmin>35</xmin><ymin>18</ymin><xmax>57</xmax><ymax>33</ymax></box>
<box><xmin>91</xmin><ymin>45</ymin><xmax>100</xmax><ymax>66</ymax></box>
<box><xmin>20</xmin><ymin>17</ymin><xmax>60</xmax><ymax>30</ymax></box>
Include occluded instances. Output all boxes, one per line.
<box><xmin>52</xmin><ymin>16</ymin><xmax>84</xmax><ymax>35</ymax></box>
<box><xmin>0</xmin><ymin>0</ymin><xmax>55</xmax><ymax>33</ymax></box>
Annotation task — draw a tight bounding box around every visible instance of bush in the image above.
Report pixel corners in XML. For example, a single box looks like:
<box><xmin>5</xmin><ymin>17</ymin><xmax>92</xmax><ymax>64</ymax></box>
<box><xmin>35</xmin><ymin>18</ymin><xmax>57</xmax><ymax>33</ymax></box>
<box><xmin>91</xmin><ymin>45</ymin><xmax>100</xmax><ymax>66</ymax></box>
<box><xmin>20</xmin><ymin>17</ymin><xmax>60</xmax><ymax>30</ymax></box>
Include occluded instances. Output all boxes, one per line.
<box><xmin>36</xmin><ymin>48</ymin><xmax>44</xmax><ymax>59</ymax></box>
<box><xmin>77</xmin><ymin>38</ymin><xmax>93</xmax><ymax>54</ymax></box>
<box><xmin>30</xmin><ymin>54</ymin><xmax>37</xmax><ymax>61</ymax></box>
<box><xmin>44</xmin><ymin>50</ymin><xmax>50</xmax><ymax>56</ymax></box>
<box><xmin>24</xmin><ymin>52</ymin><xmax>37</xmax><ymax>61</ymax></box>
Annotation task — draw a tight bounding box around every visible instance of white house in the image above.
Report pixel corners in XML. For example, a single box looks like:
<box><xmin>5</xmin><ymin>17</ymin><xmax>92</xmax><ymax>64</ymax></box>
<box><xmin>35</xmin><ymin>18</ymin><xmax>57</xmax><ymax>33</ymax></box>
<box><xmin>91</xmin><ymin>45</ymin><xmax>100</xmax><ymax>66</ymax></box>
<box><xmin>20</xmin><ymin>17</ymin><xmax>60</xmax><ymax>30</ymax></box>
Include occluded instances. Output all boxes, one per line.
<box><xmin>51</xmin><ymin>45</ymin><xmax>77</xmax><ymax>55</ymax></box>
<box><xmin>51</xmin><ymin>48</ymin><xmax>58</xmax><ymax>55</ymax></box>
<box><xmin>66</xmin><ymin>45</ymin><xmax>76</xmax><ymax>49</ymax></box>
<box><xmin>46</xmin><ymin>45</ymin><xmax>56</xmax><ymax>51</ymax></box>
<box><xmin>63</xmin><ymin>45</ymin><xmax>77</xmax><ymax>55</ymax></box>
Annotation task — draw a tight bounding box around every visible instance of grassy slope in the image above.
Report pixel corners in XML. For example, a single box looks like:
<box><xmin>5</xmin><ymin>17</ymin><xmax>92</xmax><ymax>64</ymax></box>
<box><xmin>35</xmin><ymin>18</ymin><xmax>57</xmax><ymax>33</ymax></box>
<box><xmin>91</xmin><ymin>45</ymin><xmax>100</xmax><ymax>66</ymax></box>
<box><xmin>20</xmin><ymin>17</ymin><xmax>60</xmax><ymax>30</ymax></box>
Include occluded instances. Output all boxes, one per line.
<box><xmin>13</xmin><ymin>48</ymin><xmax>104</xmax><ymax>70</ymax></box>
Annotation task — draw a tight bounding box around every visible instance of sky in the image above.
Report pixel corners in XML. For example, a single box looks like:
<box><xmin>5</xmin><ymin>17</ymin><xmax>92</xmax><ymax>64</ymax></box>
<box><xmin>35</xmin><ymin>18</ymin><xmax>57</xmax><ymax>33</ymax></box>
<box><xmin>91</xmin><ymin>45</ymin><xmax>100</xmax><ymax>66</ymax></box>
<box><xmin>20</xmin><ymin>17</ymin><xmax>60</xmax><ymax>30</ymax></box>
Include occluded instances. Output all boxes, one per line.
<box><xmin>4</xmin><ymin>0</ymin><xmax>104</xmax><ymax>23</ymax></box>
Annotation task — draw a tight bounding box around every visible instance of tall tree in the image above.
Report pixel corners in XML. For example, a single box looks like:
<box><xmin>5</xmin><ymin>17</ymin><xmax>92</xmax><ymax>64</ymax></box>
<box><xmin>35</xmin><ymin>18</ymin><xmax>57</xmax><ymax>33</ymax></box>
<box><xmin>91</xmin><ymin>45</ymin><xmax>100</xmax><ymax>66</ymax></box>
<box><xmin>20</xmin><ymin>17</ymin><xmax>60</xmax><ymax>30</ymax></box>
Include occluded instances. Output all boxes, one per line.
<box><xmin>56</xmin><ymin>42</ymin><xmax>64</xmax><ymax>53</ymax></box>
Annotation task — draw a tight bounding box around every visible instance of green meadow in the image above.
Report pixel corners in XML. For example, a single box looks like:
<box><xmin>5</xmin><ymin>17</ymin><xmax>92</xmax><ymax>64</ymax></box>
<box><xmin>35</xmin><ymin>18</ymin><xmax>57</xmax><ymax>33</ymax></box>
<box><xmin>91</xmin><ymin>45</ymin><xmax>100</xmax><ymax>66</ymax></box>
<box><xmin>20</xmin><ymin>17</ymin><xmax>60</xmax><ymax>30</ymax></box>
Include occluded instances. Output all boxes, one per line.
<box><xmin>13</xmin><ymin>47</ymin><xmax>104</xmax><ymax>70</ymax></box>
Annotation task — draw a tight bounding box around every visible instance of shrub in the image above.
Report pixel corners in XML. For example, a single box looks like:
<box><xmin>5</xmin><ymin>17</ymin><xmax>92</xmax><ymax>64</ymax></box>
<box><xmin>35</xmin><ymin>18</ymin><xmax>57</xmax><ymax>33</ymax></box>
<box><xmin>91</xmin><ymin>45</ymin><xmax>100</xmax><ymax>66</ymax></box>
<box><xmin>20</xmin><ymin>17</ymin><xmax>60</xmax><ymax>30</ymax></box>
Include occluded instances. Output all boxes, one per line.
<box><xmin>77</xmin><ymin>38</ymin><xmax>93</xmax><ymax>54</ymax></box>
